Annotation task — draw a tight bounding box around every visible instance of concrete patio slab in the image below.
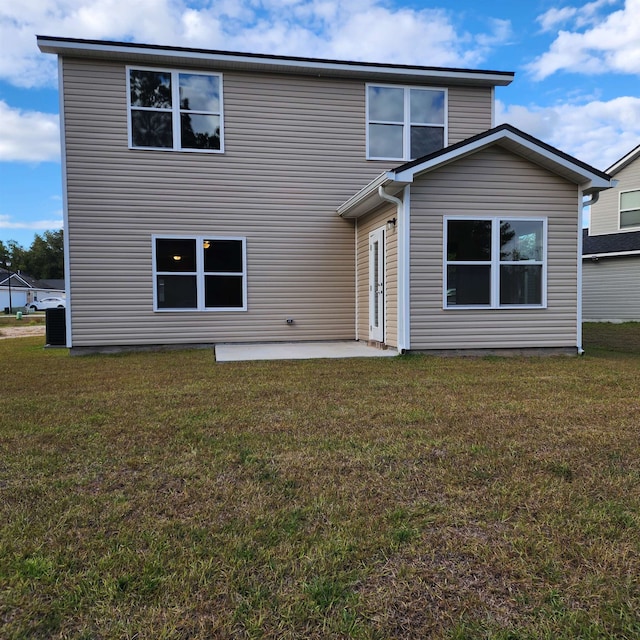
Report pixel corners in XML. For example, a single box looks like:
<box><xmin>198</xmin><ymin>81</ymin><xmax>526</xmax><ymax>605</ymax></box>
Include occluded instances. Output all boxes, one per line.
<box><xmin>215</xmin><ymin>340</ymin><xmax>399</xmax><ymax>362</ymax></box>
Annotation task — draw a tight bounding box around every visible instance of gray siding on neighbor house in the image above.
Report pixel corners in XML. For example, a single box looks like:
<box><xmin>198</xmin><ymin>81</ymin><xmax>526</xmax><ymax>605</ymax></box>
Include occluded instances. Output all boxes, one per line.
<box><xmin>408</xmin><ymin>146</ymin><xmax>581</xmax><ymax>350</ymax></box>
<box><xmin>583</xmin><ymin>257</ymin><xmax>640</xmax><ymax>321</ymax></box>
<box><xmin>61</xmin><ymin>58</ymin><xmax>494</xmax><ymax>347</ymax></box>
<box><xmin>590</xmin><ymin>157</ymin><xmax>640</xmax><ymax>235</ymax></box>
<box><xmin>355</xmin><ymin>203</ymin><xmax>398</xmax><ymax>347</ymax></box>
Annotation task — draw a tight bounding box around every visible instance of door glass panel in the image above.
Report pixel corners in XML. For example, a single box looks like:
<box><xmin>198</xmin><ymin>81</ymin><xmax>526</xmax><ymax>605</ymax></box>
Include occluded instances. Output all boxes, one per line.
<box><xmin>373</xmin><ymin>240</ymin><xmax>379</xmax><ymax>327</ymax></box>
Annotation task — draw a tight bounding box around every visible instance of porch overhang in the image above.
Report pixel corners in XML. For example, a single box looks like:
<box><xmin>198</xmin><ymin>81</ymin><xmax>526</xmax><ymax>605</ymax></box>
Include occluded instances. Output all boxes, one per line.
<box><xmin>388</xmin><ymin>124</ymin><xmax>614</xmax><ymax>194</ymax></box>
<box><xmin>338</xmin><ymin>124</ymin><xmax>614</xmax><ymax>220</ymax></box>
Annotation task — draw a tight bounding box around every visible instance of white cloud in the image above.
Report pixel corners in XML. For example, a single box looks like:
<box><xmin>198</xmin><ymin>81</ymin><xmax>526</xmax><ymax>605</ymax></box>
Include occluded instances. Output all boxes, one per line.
<box><xmin>0</xmin><ymin>101</ymin><xmax>60</xmax><ymax>162</ymax></box>
<box><xmin>496</xmin><ymin>96</ymin><xmax>640</xmax><ymax>170</ymax></box>
<box><xmin>529</xmin><ymin>0</ymin><xmax>640</xmax><ymax>80</ymax></box>
<box><xmin>0</xmin><ymin>0</ymin><xmax>513</xmax><ymax>88</ymax></box>
<box><xmin>0</xmin><ymin>214</ymin><xmax>63</xmax><ymax>230</ymax></box>
<box><xmin>537</xmin><ymin>0</ymin><xmax>618</xmax><ymax>32</ymax></box>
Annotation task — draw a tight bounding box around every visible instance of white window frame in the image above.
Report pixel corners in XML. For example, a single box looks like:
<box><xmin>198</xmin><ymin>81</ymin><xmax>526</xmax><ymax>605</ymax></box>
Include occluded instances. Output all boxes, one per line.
<box><xmin>366</xmin><ymin>83</ymin><xmax>447</xmax><ymax>161</ymax></box>
<box><xmin>619</xmin><ymin>188</ymin><xmax>640</xmax><ymax>230</ymax></box>
<box><xmin>127</xmin><ymin>66</ymin><xmax>224</xmax><ymax>153</ymax></box>
<box><xmin>152</xmin><ymin>235</ymin><xmax>246</xmax><ymax>312</ymax></box>
<box><xmin>443</xmin><ymin>216</ymin><xmax>547</xmax><ymax>310</ymax></box>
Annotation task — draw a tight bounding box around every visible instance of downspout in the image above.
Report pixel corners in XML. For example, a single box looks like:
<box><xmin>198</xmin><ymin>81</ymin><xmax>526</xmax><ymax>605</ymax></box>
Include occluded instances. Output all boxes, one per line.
<box><xmin>583</xmin><ymin>191</ymin><xmax>600</xmax><ymax>208</ymax></box>
<box><xmin>577</xmin><ymin>190</ymin><xmax>602</xmax><ymax>355</ymax></box>
<box><xmin>377</xmin><ymin>185</ymin><xmax>402</xmax><ymax>210</ymax></box>
<box><xmin>378</xmin><ymin>186</ymin><xmax>407</xmax><ymax>354</ymax></box>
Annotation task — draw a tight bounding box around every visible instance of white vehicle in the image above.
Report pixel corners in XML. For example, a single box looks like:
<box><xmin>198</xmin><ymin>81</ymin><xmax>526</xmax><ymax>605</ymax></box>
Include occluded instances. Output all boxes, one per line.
<box><xmin>28</xmin><ymin>297</ymin><xmax>66</xmax><ymax>311</ymax></box>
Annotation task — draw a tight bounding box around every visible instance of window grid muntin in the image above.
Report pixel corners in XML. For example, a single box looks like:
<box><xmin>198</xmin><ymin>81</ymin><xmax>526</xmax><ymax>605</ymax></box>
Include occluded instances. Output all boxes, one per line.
<box><xmin>366</xmin><ymin>83</ymin><xmax>447</xmax><ymax>161</ymax></box>
<box><xmin>128</xmin><ymin>66</ymin><xmax>224</xmax><ymax>153</ymax></box>
<box><xmin>153</xmin><ymin>235</ymin><xmax>246</xmax><ymax>312</ymax></box>
<box><xmin>444</xmin><ymin>217</ymin><xmax>547</xmax><ymax>309</ymax></box>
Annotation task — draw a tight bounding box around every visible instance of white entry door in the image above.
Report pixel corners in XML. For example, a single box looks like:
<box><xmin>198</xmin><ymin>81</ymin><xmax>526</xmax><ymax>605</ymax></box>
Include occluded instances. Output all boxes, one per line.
<box><xmin>369</xmin><ymin>227</ymin><xmax>385</xmax><ymax>342</ymax></box>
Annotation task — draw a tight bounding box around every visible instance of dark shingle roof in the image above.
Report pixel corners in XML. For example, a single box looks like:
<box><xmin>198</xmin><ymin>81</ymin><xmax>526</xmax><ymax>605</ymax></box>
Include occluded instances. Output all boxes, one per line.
<box><xmin>583</xmin><ymin>228</ymin><xmax>640</xmax><ymax>255</ymax></box>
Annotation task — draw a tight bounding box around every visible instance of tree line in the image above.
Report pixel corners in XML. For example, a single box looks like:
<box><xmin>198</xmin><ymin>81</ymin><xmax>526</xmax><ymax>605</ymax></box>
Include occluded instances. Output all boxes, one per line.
<box><xmin>0</xmin><ymin>230</ymin><xmax>64</xmax><ymax>281</ymax></box>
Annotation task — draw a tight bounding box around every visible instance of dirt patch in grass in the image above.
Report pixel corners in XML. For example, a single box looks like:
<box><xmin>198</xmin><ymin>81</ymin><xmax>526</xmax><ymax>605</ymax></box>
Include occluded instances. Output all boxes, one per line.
<box><xmin>0</xmin><ymin>324</ymin><xmax>46</xmax><ymax>339</ymax></box>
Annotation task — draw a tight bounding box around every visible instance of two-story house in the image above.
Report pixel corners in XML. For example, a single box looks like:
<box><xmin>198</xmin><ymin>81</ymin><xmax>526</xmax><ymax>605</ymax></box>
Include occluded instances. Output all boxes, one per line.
<box><xmin>37</xmin><ymin>36</ymin><xmax>613</xmax><ymax>355</ymax></box>
<box><xmin>583</xmin><ymin>144</ymin><xmax>640</xmax><ymax>322</ymax></box>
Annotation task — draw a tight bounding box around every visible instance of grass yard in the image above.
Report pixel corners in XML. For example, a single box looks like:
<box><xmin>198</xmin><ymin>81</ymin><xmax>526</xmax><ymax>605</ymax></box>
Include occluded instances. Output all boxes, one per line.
<box><xmin>1</xmin><ymin>325</ymin><xmax>640</xmax><ymax>639</ymax></box>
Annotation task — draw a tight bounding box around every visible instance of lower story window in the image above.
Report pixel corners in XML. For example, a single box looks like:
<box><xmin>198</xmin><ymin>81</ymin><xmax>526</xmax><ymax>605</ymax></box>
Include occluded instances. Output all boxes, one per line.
<box><xmin>445</xmin><ymin>218</ymin><xmax>546</xmax><ymax>308</ymax></box>
<box><xmin>154</xmin><ymin>235</ymin><xmax>246</xmax><ymax>311</ymax></box>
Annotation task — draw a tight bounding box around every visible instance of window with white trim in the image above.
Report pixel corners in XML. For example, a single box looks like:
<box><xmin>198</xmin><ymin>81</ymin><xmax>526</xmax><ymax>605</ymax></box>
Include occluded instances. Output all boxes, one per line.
<box><xmin>367</xmin><ymin>84</ymin><xmax>446</xmax><ymax>160</ymax></box>
<box><xmin>444</xmin><ymin>218</ymin><xmax>546</xmax><ymax>308</ymax></box>
<box><xmin>129</xmin><ymin>68</ymin><xmax>223</xmax><ymax>152</ymax></box>
<box><xmin>153</xmin><ymin>236</ymin><xmax>246</xmax><ymax>311</ymax></box>
<box><xmin>620</xmin><ymin>189</ymin><xmax>640</xmax><ymax>228</ymax></box>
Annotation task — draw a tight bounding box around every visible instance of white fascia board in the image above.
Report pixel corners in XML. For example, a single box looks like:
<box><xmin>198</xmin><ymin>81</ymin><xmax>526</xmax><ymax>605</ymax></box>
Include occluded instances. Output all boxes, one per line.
<box><xmin>337</xmin><ymin>172</ymin><xmax>401</xmax><ymax>218</ymax></box>
<box><xmin>606</xmin><ymin>144</ymin><xmax>640</xmax><ymax>175</ymax></box>
<box><xmin>583</xmin><ymin>250</ymin><xmax>640</xmax><ymax>259</ymax></box>
<box><xmin>3</xmin><ymin>273</ymin><xmax>31</xmax><ymax>288</ymax></box>
<box><xmin>36</xmin><ymin>37</ymin><xmax>514</xmax><ymax>85</ymax></box>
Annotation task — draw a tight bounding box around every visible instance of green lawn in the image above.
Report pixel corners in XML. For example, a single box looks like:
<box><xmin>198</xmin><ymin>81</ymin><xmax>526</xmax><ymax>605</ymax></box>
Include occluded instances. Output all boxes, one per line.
<box><xmin>1</xmin><ymin>325</ymin><xmax>639</xmax><ymax>639</ymax></box>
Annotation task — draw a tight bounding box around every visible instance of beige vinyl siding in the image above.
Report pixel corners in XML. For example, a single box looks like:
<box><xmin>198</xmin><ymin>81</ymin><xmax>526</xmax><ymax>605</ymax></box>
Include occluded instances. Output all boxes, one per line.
<box><xmin>590</xmin><ymin>159</ymin><xmax>640</xmax><ymax>235</ymax></box>
<box><xmin>447</xmin><ymin>86</ymin><xmax>493</xmax><ymax>144</ymax></box>
<box><xmin>582</xmin><ymin>257</ymin><xmax>640</xmax><ymax>321</ymax></box>
<box><xmin>61</xmin><ymin>58</ymin><xmax>494</xmax><ymax>347</ymax></box>
<box><xmin>355</xmin><ymin>204</ymin><xmax>398</xmax><ymax>347</ymax></box>
<box><xmin>409</xmin><ymin>146</ymin><xmax>580</xmax><ymax>350</ymax></box>
<box><xmin>62</xmin><ymin>60</ymin><xmax>361</xmax><ymax>346</ymax></box>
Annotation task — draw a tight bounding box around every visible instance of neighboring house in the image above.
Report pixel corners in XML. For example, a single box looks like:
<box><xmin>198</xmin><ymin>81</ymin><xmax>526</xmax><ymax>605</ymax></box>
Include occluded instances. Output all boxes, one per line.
<box><xmin>583</xmin><ymin>144</ymin><xmax>640</xmax><ymax>322</ymax></box>
<box><xmin>38</xmin><ymin>36</ymin><xmax>613</xmax><ymax>354</ymax></box>
<box><xmin>0</xmin><ymin>269</ymin><xmax>66</xmax><ymax>311</ymax></box>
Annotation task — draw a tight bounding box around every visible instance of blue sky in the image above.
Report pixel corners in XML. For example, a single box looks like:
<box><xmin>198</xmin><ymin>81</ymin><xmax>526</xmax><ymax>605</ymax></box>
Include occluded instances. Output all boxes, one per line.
<box><xmin>1</xmin><ymin>0</ymin><xmax>640</xmax><ymax>248</ymax></box>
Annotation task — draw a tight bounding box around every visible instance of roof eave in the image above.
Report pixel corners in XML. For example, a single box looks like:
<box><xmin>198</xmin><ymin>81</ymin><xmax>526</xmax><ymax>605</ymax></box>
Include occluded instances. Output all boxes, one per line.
<box><xmin>36</xmin><ymin>36</ymin><xmax>515</xmax><ymax>86</ymax></box>
<box><xmin>338</xmin><ymin>173</ymin><xmax>409</xmax><ymax>219</ymax></box>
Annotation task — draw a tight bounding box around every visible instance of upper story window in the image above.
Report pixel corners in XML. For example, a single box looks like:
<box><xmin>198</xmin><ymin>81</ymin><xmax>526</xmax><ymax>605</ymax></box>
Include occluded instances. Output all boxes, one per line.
<box><xmin>444</xmin><ymin>218</ymin><xmax>546</xmax><ymax>309</ymax></box>
<box><xmin>367</xmin><ymin>84</ymin><xmax>446</xmax><ymax>160</ymax></box>
<box><xmin>128</xmin><ymin>68</ymin><xmax>223</xmax><ymax>152</ymax></box>
<box><xmin>620</xmin><ymin>189</ymin><xmax>640</xmax><ymax>229</ymax></box>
